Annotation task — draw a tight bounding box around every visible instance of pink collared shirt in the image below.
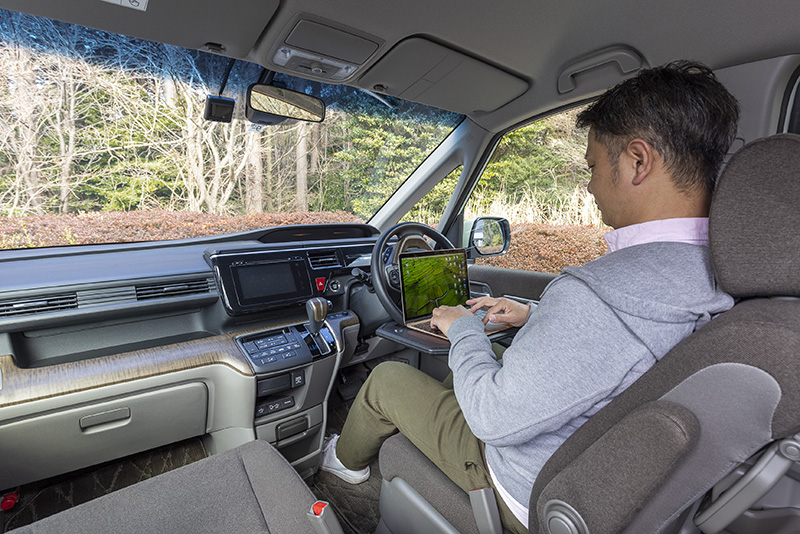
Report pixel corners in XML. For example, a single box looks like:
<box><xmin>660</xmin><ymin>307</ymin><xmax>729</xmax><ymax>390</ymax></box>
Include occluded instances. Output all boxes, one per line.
<box><xmin>604</xmin><ymin>217</ymin><xmax>709</xmax><ymax>253</ymax></box>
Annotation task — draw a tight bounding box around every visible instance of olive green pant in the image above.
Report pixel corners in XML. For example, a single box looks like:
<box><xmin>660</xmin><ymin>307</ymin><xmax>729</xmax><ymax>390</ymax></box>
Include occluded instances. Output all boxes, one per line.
<box><xmin>336</xmin><ymin>361</ymin><xmax>527</xmax><ymax>534</ymax></box>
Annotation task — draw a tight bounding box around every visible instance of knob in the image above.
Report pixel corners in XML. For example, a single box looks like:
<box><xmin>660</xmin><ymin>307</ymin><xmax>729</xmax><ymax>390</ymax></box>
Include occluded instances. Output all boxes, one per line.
<box><xmin>306</xmin><ymin>297</ymin><xmax>331</xmax><ymax>335</ymax></box>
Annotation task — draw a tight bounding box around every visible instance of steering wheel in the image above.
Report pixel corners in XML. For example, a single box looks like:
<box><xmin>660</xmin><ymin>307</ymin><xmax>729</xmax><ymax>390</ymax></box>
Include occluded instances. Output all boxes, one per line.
<box><xmin>370</xmin><ymin>222</ymin><xmax>455</xmax><ymax>324</ymax></box>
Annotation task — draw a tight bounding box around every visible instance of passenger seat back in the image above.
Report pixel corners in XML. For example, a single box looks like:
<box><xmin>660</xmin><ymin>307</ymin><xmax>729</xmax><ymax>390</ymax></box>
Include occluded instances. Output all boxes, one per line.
<box><xmin>529</xmin><ymin>134</ymin><xmax>800</xmax><ymax>533</ymax></box>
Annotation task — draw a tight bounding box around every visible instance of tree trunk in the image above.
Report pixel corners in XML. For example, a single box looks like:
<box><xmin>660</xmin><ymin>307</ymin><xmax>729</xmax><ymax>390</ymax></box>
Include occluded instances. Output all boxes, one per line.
<box><xmin>296</xmin><ymin>122</ymin><xmax>309</xmax><ymax>211</ymax></box>
<box><xmin>182</xmin><ymin>95</ymin><xmax>205</xmax><ymax>212</ymax></box>
<box><xmin>245</xmin><ymin>130</ymin><xmax>264</xmax><ymax>214</ymax></box>
<box><xmin>59</xmin><ymin>62</ymin><xmax>77</xmax><ymax>214</ymax></box>
<box><xmin>13</xmin><ymin>48</ymin><xmax>44</xmax><ymax>214</ymax></box>
<box><xmin>263</xmin><ymin>138</ymin><xmax>273</xmax><ymax>212</ymax></box>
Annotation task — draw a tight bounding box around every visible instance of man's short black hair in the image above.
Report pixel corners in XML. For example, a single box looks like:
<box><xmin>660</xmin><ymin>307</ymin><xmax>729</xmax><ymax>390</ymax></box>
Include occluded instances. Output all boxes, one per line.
<box><xmin>576</xmin><ymin>60</ymin><xmax>740</xmax><ymax>194</ymax></box>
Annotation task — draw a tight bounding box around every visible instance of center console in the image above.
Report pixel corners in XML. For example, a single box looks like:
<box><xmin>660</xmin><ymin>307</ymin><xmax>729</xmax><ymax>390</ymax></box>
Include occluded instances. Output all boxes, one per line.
<box><xmin>206</xmin><ymin>243</ymin><xmax>369</xmax><ymax>478</ymax></box>
<box><xmin>236</xmin><ymin>310</ymin><xmax>359</xmax><ymax>480</ymax></box>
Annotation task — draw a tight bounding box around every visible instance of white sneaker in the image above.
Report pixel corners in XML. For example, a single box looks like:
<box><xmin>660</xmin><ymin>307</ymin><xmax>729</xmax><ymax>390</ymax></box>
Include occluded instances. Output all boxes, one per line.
<box><xmin>320</xmin><ymin>434</ymin><xmax>370</xmax><ymax>484</ymax></box>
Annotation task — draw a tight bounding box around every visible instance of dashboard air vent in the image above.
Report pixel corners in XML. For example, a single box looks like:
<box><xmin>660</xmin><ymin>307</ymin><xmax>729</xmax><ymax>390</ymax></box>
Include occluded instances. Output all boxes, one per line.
<box><xmin>135</xmin><ymin>278</ymin><xmax>214</xmax><ymax>301</ymax></box>
<box><xmin>308</xmin><ymin>251</ymin><xmax>341</xmax><ymax>270</ymax></box>
<box><xmin>0</xmin><ymin>294</ymin><xmax>78</xmax><ymax>318</ymax></box>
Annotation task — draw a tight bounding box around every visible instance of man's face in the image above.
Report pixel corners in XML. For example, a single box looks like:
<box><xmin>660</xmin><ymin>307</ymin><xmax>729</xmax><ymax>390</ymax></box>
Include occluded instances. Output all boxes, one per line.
<box><xmin>585</xmin><ymin>128</ymin><xmax>622</xmax><ymax>228</ymax></box>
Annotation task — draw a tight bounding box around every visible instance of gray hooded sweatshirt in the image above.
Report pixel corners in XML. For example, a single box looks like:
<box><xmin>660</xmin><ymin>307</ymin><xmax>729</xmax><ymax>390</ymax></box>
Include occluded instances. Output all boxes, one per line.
<box><xmin>446</xmin><ymin>241</ymin><xmax>734</xmax><ymax>509</ymax></box>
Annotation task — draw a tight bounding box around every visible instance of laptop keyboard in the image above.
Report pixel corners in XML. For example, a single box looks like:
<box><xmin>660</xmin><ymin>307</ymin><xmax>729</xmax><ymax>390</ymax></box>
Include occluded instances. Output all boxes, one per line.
<box><xmin>411</xmin><ymin>320</ymin><xmax>441</xmax><ymax>334</ymax></box>
<box><xmin>412</xmin><ymin>308</ymin><xmax>487</xmax><ymax>332</ymax></box>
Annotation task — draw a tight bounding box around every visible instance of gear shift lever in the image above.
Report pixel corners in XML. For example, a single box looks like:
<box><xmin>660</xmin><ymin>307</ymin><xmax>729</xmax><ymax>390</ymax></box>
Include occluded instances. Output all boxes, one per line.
<box><xmin>306</xmin><ymin>297</ymin><xmax>331</xmax><ymax>335</ymax></box>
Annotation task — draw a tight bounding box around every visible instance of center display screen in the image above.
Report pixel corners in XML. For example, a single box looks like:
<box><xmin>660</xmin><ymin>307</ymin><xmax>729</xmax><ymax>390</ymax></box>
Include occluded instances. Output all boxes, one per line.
<box><xmin>231</xmin><ymin>259</ymin><xmax>312</xmax><ymax>309</ymax></box>
<box><xmin>205</xmin><ymin>246</ymin><xmax>316</xmax><ymax>315</ymax></box>
<box><xmin>233</xmin><ymin>262</ymin><xmax>298</xmax><ymax>300</ymax></box>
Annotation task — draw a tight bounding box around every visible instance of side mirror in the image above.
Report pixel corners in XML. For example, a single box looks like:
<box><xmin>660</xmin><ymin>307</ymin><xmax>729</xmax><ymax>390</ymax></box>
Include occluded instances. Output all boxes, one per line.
<box><xmin>464</xmin><ymin>217</ymin><xmax>511</xmax><ymax>258</ymax></box>
<box><xmin>246</xmin><ymin>84</ymin><xmax>325</xmax><ymax>125</ymax></box>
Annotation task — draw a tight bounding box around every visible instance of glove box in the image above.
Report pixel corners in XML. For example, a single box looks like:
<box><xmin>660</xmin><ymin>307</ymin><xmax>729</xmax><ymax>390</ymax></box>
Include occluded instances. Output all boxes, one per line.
<box><xmin>0</xmin><ymin>382</ymin><xmax>208</xmax><ymax>488</ymax></box>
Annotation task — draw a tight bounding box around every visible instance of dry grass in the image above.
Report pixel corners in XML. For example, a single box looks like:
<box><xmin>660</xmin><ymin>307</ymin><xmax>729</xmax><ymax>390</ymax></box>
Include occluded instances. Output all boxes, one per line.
<box><xmin>0</xmin><ymin>210</ymin><xmax>609</xmax><ymax>273</ymax></box>
<box><xmin>477</xmin><ymin>223</ymin><xmax>609</xmax><ymax>273</ymax></box>
<box><xmin>466</xmin><ymin>186</ymin><xmax>603</xmax><ymax>227</ymax></box>
<box><xmin>0</xmin><ymin>210</ymin><xmax>363</xmax><ymax>248</ymax></box>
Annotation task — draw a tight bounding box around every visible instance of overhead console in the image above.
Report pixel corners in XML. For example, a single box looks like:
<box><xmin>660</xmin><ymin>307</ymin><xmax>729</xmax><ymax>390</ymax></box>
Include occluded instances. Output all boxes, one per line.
<box><xmin>358</xmin><ymin>37</ymin><xmax>528</xmax><ymax>115</ymax></box>
<box><xmin>265</xmin><ymin>14</ymin><xmax>384</xmax><ymax>83</ymax></box>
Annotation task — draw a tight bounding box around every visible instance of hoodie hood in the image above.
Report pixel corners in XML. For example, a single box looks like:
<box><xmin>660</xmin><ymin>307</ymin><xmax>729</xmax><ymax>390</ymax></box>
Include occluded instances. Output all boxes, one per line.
<box><xmin>559</xmin><ymin>241</ymin><xmax>733</xmax><ymax>359</ymax></box>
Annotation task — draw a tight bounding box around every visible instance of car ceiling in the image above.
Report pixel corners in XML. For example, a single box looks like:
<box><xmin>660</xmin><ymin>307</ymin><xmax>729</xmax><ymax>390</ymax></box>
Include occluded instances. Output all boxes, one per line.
<box><xmin>1</xmin><ymin>0</ymin><xmax>799</xmax><ymax>133</ymax></box>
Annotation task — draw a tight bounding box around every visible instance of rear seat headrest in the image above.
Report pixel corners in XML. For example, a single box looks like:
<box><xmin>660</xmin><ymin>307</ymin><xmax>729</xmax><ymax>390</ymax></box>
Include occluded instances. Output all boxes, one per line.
<box><xmin>710</xmin><ymin>133</ymin><xmax>800</xmax><ymax>298</ymax></box>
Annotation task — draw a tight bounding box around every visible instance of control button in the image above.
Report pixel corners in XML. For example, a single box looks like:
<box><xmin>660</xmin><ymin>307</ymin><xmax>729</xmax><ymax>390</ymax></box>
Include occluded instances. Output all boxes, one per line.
<box><xmin>281</xmin><ymin>397</ymin><xmax>295</xmax><ymax>409</ymax></box>
<box><xmin>291</xmin><ymin>370</ymin><xmax>305</xmax><ymax>388</ymax></box>
<box><xmin>320</xmin><ymin>328</ymin><xmax>335</xmax><ymax>345</ymax></box>
<box><xmin>255</xmin><ymin>404</ymin><xmax>269</xmax><ymax>417</ymax></box>
<box><xmin>329</xmin><ymin>279</ymin><xmax>341</xmax><ymax>292</ymax></box>
<box><xmin>243</xmin><ymin>341</ymin><xmax>258</xmax><ymax>354</ymax></box>
<box><xmin>291</xmin><ymin>343</ymin><xmax>302</xmax><ymax>350</ymax></box>
<box><xmin>266</xmin><ymin>400</ymin><xmax>284</xmax><ymax>414</ymax></box>
<box><xmin>283</xmin><ymin>351</ymin><xmax>296</xmax><ymax>359</ymax></box>
<box><xmin>315</xmin><ymin>277</ymin><xmax>326</xmax><ymax>291</ymax></box>
<box><xmin>261</xmin><ymin>355</ymin><xmax>279</xmax><ymax>364</ymax></box>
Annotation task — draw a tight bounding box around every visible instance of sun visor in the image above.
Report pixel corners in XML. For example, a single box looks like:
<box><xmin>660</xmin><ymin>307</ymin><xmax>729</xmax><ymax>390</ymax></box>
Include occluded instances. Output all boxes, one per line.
<box><xmin>358</xmin><ymin>38</ymin><xmax>528</xmax><ymax>115</ymax></box>
<box><xmin>0</xmin><ymin>0</ymin><xmax>279</xmax><ymax>58</ymax></box>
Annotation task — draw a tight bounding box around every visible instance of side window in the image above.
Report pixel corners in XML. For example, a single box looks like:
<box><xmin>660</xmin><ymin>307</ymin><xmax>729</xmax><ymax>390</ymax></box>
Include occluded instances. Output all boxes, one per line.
<box><xmin>469</xmin><ymin>107</ymin><xmax>609</xmax><ymax>273</ymax></box>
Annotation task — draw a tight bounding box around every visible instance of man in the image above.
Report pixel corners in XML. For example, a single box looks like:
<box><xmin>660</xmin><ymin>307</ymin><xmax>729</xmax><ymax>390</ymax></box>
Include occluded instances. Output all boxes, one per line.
<box><xmin>320</xmin><ymin>61</ymin><xmax>739</xmax><ymax>533</ymax></box>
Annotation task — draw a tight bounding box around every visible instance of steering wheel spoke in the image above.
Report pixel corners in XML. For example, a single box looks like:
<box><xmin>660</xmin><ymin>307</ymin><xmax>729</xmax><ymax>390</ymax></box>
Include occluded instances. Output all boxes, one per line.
<box><xmin>385</xmin><ymin>264</ymin><xmax>401</xmax><ymax>291</ymax></box>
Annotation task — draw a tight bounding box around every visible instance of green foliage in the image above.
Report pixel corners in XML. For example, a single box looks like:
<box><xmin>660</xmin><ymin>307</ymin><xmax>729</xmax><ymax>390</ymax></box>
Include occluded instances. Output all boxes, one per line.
<box><xmin>326</xmin><ymin>106</ymin><xmax>459</xmax><ymax>219</ymax></box>
<box><xmin>402</xmin><ymin>166</ymin><xmax>462</xmax><ymax>225</ymax></box>
<box><xmin>476</xmin><ymin>109</ymin><xmax>591</xmax><ymax>219</ymax></box>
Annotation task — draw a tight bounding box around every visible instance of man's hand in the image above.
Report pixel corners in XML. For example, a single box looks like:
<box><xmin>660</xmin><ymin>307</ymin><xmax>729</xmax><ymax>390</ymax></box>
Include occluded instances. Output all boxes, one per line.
<box><xmin>467</xmin><ymin>296</ymin><xmax>531</xmax><ymax>327</ymax></box>
<box><xmin>430</xmin><ymin>305</ymin><xmax>472</xmax><ymax>337</ymax></box>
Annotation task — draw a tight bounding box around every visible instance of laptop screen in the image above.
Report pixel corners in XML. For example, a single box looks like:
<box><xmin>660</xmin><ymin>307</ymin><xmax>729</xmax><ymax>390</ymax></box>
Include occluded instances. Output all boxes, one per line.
<box><xmin>399</xmin><ymin>248</ymin><xmax>470</xmax><ymax>322</ymax></box>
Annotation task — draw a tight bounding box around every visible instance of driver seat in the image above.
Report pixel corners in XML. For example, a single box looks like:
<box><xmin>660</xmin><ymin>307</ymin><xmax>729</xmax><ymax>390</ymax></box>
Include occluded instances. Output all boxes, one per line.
<box><xmin>376</xmin><ymin>133</ymin><xmax>800</xmax><ymax>534</ymax></box>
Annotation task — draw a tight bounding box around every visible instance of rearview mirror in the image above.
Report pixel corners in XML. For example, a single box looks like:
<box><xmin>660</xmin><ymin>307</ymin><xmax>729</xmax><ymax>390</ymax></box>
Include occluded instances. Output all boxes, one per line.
<box><xmin>246</xmin><ymin>84</ymin><xmax>325</xmax><ymax>125</ymax></box>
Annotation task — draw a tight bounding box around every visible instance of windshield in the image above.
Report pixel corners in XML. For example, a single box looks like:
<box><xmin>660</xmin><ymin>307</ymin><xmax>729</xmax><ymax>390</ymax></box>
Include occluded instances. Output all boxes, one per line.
<box><xmin>0</xmin><ymin>10</ymin><xmax>463</xmax><ymax>249</ymax></box>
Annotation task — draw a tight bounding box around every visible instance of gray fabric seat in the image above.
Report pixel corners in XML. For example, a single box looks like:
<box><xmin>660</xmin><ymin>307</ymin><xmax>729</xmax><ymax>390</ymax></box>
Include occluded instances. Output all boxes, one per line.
<box><xmin>9</xmin><ymin>440</ymin><xmax>322</xmax><ymax>533</ymax></box>
<box><xmin>377</xmin><ymin>133</ymin><xmax>800</xmax><ymax>534</ymax></box>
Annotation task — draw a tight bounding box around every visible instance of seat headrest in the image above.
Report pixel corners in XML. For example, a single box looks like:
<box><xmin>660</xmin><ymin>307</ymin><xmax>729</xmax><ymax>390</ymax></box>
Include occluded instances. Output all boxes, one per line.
<box><xmin>710</xmin><ymin>133</ymin><xmax>800</xmax><ymax>298</ymax></box>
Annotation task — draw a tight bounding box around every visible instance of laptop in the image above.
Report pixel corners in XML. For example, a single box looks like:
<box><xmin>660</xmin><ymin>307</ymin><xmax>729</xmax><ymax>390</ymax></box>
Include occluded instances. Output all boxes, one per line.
<box><xmin>398</xmin><ymin>248</ymin><xmax>510</xmax><ymax>340</ymax></box>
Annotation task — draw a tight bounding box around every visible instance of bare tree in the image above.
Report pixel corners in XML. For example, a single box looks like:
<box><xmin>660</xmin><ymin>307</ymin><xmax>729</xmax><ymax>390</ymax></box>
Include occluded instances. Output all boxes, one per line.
<box><xmin>244</xmin><ymin>129</ymin><xmax>263</xmax><ymax>213</ymax></box>
<box><xmin>296</xmin><ymin>121</ymin><xmax>308</xmax><ymax>211</ymax></box>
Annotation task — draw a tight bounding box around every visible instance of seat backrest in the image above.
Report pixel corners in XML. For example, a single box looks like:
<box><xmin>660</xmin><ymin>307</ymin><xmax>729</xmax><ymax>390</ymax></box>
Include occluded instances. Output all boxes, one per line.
<box><xmin>528</xmin><ymin>133</ymin><xmax>800</xmax><ymax>534</ymax></box>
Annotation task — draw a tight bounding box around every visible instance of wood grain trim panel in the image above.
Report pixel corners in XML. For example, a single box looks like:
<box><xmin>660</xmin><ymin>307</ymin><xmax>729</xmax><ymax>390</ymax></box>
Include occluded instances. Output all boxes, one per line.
<box><xmin>0</xmin><ymin>333</ymin><xmax>254</xmax><ymax>408</ymax></box>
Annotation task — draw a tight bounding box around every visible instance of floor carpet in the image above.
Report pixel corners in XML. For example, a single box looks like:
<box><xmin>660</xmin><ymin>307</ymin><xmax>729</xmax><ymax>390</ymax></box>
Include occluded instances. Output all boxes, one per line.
<box><xmin>310</xmin><ymin>364</ymin><xmax>383</xmax><ymax>534</ymax></box>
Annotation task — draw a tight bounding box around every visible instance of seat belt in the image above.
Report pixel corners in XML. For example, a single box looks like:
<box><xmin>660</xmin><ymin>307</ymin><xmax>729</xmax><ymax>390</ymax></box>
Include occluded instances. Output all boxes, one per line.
<box><xmin>307</xmin><ymin>501</ymin><xmax>345</xmax><ymax>534</ymax></box>
<box><xmin>469</xmin><ymin>488</ymin><xmax>504</xmax><ymax>534</ymax></box>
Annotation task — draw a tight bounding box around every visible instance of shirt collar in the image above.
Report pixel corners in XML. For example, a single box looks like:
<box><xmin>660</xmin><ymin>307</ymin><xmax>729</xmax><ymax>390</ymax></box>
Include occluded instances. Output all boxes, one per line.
<box><xmin>604</xmin><ymin>217</ymin><xmax>709</xmax><ymax>253</ymax></box>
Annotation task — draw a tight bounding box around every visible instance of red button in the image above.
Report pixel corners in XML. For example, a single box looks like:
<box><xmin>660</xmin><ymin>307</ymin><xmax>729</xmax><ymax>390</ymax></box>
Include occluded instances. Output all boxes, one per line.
<box><xmin>312</xmin><ymin>501</ymin><xmax>328</xmax><ymax>516</ymax></box>
<box><xmin>315</xmin><ymin>277</ymin><xmax>326</xmax><ymax>291</ymax></box>
<box><xmin>1</xmin><ymin>493</ymin><xmax>18</xmax><ymax>511</ymax></box>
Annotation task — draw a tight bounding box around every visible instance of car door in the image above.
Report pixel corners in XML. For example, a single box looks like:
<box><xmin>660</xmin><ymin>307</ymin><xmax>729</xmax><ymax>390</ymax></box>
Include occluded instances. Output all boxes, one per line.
<box><xmin>462</xmin><ymin>106</ymin><xmax>609</xmax><ymax>301</ymax></box>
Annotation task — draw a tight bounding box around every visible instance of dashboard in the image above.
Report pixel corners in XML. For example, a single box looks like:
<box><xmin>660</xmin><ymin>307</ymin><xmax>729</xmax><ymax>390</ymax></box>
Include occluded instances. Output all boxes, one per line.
<box><xmin>0</xmin><ymin>223</ymin><xmax>402</xmax><ymax>487</ymax></box>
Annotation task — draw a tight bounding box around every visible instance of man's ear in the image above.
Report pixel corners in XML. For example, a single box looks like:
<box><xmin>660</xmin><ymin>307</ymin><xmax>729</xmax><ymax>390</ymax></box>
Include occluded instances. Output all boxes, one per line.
<box><xmin>626</xmin><ymin>139</ymin><xmax>655</xmax><ymax>186</ymax></box>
